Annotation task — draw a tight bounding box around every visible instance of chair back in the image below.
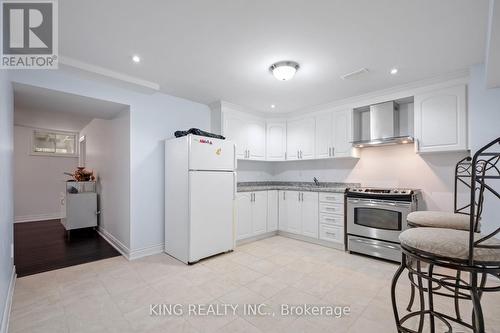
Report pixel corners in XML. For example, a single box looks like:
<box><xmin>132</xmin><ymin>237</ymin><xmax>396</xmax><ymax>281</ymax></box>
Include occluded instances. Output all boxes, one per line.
<box><xmin>468</xmin><ymin>137</ymin><xmax>500</xmax><ymax>265</ymax></box>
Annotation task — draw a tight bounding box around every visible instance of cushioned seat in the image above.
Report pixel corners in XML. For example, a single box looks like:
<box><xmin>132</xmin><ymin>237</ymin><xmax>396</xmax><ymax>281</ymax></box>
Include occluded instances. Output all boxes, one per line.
<box><xmin>399</xmin><ymin>227</ymin><xmax>500</xmax><ymax>263</ymax></box>
<box><xmin>407</xmin><ymin>211</ymin><xmax>478</xmax><ymax>231</ymax></box>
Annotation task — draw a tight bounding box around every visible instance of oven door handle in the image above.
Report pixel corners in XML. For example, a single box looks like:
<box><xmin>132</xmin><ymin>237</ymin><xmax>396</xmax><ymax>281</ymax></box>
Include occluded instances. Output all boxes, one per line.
<box><xmin>349</xmin><ymin>200</ymin><xmax>410</xmax><ymax>209</ymax></box>
<box><xmin>350</xmin><ymin>238</ymin><xmax>399</xmax><ymax>250</ymax></box>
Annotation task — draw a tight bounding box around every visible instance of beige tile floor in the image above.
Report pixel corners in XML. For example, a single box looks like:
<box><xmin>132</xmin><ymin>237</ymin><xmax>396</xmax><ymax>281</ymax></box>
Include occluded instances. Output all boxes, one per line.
<box><xmin>8</xmin><ymin>236</ymin><xmax>500</xmax><ymax>333</ymax></box>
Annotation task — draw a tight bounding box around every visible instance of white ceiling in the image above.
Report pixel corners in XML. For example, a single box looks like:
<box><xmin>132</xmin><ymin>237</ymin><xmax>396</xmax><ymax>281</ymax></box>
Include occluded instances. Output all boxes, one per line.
<box><xmin>13</xmin><ymin>83</ymin><xmax>129</xmax><ymax>119</ymax></box>
<box><xmin>59</xmin><ymin>0</ymin><xmax>490</xmax><ymax>113</ymax></box>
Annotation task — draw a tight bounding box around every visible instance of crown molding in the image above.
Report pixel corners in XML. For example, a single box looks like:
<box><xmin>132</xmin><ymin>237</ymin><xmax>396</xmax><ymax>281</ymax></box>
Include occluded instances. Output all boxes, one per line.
<box><xmin>59</xmin><ymin>56</ymin><xmax>160</xmax><ymax>93</ymax></box>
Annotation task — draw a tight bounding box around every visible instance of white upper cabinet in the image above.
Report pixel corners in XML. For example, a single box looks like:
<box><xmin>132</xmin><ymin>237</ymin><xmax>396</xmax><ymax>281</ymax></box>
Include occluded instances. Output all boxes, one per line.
<box><xmin>414</xmin><ymin>84</ymin><xmax>467</xmax><ymax>153</ymax></box>
<box><xmin>287</xmin><ymin>117</ymin><xmax>315</xmax><ymax>160</ymax></box>
<box><xmin>332</xmin><ymin>109</ymin><xmax>356</xmax><ymax>158</ymax></box>
<box><xmin>315</xmin><ymin>113</ymin><xmax>333</xmax><ymax>159</ymax></box>
<box><xmin>266</xmin><ymin>122</ymin><xmax>287</xmax><ymax>161</ymax></box>
<box><xmin>222</xmin><ymin>113</ymin><xmax>266</xmax><ymax>160</ymax></box>
<box><xmin>224</xmin><ymin>115</ymin><xmax>248</xmax><ymax>159</ymax></box>
<box><xmin>314</xmin><ymin>109</ymin><xmax>357</xmax><ymax>159</ymax></box>
<box><xmin>247</xmin><ymin>119</ymin><xmax>266</xmax><ymax>160</ymax></box>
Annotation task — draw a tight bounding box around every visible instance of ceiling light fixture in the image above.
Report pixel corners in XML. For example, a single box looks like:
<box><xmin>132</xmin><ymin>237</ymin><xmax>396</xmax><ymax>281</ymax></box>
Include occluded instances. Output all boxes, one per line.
<box><xmin>270</xmin><ymin>104</ymin><xmax>276</xmax><ymax>109</ymax></box>
<box><xmin>390</xmin><ymin>68</ymin><xmax>398</xmax><ymax>75</ymax></box>
<box><xmin>269</xmin><ymin>61</ymin><xmax>300</xmax><ymax>81</ymax></box>
<box><xmin>132</xmin><ymin>55</ymin><xmax>141</xmax><ymax>63</ymax></box>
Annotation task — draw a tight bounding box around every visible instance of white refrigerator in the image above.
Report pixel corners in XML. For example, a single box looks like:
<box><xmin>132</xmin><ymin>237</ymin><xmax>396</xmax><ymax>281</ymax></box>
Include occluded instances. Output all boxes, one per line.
<box><xmin>164</xmin><ymin>134</ymin><xmax>236</xmax><ymax>264</ymax></box>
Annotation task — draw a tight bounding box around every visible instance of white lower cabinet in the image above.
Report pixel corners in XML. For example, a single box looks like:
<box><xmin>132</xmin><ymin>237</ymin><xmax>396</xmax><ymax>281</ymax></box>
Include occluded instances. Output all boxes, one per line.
<box><xmin>236</xmin><ymin>191</ymin><xmax>268</xmax><ymax>240</ymax></box>
<box><xmin>318</xmin><ymin>193</ymin><xmax>344</xmax><ymax>245</ymax></box>
<box><xmin>238</xmin><ymin>189</ymin><xmax>345</xmax><ymax>247</ymax></box>
<box><xmin>319</xmin><ymin>224</ymin><xmax>344</xmax><ymax>243</ymax></box>
<box><xmin>267</xmin><ymin>190</ymin><xmax>278</xmax><ymax>231</ymax></box>
<box><xmin>236</xmin><ymin>192</ymin><xmax>253</xmax><ymax>240</ymax></box>
<box><xmin>252</xmin><ymin>191</ymin><xmax>268</xmax><ymax>235</ymax></box>
<box><xmin>278</xmin><ymin>191</ymin><xmax>319</xmax><ymax>238</ymax></box>
<box><xmin>301</xmin><ymin>192</ymin><xmax>319</xmax><ymax>238</ymax></box>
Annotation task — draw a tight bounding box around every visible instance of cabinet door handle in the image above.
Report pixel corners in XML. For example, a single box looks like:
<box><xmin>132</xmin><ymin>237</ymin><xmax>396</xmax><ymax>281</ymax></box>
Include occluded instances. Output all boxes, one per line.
<box><xmin>329</xmin><ymin>147</ymin><xmax>332</xmax><ymax>157</ymax></box>
<box><xmin>298</xmin><ymin>192</ymin><xmax>301</xmax><ymax>201</ymax></box>
<box><xmin>332</xmin><ymin>147</ymin><xmax>335</xmax><ymax>156</ymax></box>
<box><xmin>300</xmin><ymin>150</ymin><xmax>303</xmax><ymax>159</ymax></box>
<box><xmin>297</xmin><ymin>150</ymin><xmax>299</xmax><ymax>159</ymax></box>
<box><xmin>283</xmin><ymin>192</ymin><xmax>286</xmax><ymax>200</ymax></box>
<box><xmin>301</xmin><ymin>193</ymin><xmax>304</xmax><ymax>201</ymax></box>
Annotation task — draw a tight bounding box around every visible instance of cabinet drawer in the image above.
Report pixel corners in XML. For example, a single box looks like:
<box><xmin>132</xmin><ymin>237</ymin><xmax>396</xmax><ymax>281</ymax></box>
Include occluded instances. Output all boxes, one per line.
<box><xmin>319</xmin><ymin>224</ymin><xmax>344</xmax><ymax>244</ymax></box>
<box><xmin>319</xmin><ymin>213</ymin><xmax>343</xmax><ymax>226</ymax></box>
<box><xmin>319</xmin><ymin>193</ymin><xmax>344</xmax><ymax>204</ymax></box>
<box><xmin>319</xmin><ymin>202</ymin><xmax>344</xmax><ymax>215</ymax></box>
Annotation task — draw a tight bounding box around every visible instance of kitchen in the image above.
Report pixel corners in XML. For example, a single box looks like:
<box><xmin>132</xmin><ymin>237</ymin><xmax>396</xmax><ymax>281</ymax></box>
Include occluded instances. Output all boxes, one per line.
<box><xmin>1</xmin><ymin>1</ymin><xmax>500</xmax><ymax>333</ymax></box>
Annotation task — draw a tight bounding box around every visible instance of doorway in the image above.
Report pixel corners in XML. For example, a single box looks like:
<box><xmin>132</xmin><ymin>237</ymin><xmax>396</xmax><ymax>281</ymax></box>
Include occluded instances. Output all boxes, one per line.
<box><xmin>12</xmin><ymin>83</ymin><xmax>130</xmax><ymax>277</ymax></box>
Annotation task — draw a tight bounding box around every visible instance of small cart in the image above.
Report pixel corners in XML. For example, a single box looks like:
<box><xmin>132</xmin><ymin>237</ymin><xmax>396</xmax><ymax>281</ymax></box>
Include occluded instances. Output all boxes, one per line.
<box><xmin>61</xmin><ymin>181</ymin><xmax>99</xmax><ymax>239</ymax></box>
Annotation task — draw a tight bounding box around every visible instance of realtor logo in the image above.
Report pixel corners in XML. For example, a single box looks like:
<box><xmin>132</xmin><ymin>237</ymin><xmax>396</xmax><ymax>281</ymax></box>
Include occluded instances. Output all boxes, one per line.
<box><xmin>1</xmin><ymin>0</ymin><xmax>58</xmax><ymax>68</ymax></box>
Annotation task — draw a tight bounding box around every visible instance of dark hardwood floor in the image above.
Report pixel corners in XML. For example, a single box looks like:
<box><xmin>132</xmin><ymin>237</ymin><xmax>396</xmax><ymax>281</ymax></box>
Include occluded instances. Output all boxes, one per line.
<box><xmin>14</xmin><ymin>219</ymin><xmax>121</xmax><ymax>277</ymax></box>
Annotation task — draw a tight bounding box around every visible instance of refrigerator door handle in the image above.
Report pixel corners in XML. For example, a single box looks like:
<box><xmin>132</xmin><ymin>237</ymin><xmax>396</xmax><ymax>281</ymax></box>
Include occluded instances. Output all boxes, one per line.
<box><xmin>233</xmin><ymin>172</ymin><xmax>237</xmax><ymax>200</ymax></box>
<box><xmin>234</xmin><ymin>144</ymin><xmax>237</xmax><ymax>169</ymax></box>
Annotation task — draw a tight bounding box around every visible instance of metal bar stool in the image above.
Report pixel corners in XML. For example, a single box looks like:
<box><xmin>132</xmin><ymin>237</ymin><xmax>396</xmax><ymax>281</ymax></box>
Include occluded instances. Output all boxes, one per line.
<box><xmin>391</xmin><ymin>137</ymin><xmax>500</xmax><ymax>333</ymax></box>
<box><xmin>404</xmin><ymin>156</ymin><xmax>480</xmax><ymax>317</ymax></box>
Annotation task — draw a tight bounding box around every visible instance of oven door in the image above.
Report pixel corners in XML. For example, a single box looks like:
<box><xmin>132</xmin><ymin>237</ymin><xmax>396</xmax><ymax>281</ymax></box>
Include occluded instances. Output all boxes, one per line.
<box><xmin>347</xmin><ymin>198</ymin><xmax>411</xmax><ymax>243</ymax></box>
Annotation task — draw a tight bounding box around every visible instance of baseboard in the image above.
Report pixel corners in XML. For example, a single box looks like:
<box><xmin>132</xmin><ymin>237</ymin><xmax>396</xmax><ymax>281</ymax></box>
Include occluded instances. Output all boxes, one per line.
<box><xmin>97</xmin><ymin>228</ymin><xmax>164</xmax><ymax>261</ymax></box>
<box><xmin>97</xmin><ymin>227</ymin><xmax>130</xmax><ymax>259</ymax></box>
<box><xmin>128</xmin><ymin>243</ymin><xmax>164</xmax><ymax>260</ymax></box>
<box><xmin>1</xmin><ymin>266</ymin><xmax>16</xmax><ymax>333</ymax></box>
<box><xmin>236</xmin><ymin>231</ymin><xmax>278</xmax><ymax>246</ymax></box>
<box><xmin>14</xmin><ymin>213</ymin><xmax>64</xmax><ymax>223</ymax></box>
<box><xmin>278</xmin><ymin>231</ymin><xmax>345</xmax><ymax>251</ymax></box>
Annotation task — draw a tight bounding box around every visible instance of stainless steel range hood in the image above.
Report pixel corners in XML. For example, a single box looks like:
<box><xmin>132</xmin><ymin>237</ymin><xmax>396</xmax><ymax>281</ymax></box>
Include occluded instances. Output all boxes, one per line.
<box><xmin>352</xmin><ymin>101</ymin><xmax>414</xmax><ymax>148</ymax></box>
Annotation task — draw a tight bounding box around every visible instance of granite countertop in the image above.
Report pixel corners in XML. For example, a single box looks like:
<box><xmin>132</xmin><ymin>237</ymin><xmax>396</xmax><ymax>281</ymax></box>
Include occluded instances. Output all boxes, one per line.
<box><xmin>237</xmin><ymin>181</ymin><xmax>360</xmax><ymax>193</ymax></box>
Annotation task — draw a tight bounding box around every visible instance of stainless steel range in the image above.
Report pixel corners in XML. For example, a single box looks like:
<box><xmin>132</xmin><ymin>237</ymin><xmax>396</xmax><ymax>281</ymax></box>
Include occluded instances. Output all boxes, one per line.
<box><xmin>346</xmin><ymin>187</ymin><xmax>419</xmax><ymax>262</ymax></box>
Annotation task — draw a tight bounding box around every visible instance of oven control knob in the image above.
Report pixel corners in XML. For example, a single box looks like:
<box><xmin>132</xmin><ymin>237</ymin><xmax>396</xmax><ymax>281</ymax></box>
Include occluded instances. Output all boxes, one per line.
<box><xmin>393</xmin><ymin>190</ymin><xmax>399</xmax><ymax>193</ymax></box>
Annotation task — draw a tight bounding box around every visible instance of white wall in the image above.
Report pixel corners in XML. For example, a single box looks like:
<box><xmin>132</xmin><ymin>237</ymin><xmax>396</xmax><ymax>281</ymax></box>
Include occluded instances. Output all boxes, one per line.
<box><xmin>274</xmin><ymin>145</ymin><xmax>466</xmax><ymax>211</ymax></box>
<box><xmin>14</xmin><ymin>108</ymin><xmax>91</xmax><ymax>132</ymax></box>
<box><xmin>238</xmin><ymin>145</ymin><xmax>466</xmax><ymax>212</ymax></box>
<box><xmin>9</xmin><ymin>69</ymin><xmax>210</xmax><ymax>254</ymax></box>
<box><xmin>13</xmin><ymin>126</ymin><xmax>79</xmax><ymax>222</ymax></box>
<box><xmin>80</xmin><ymin>110</ymin><xmax>131</xmax><ymax>250</ymax></box>
<box><xmin>236</xmin><ymin>160</ymin><xmax>275</xmax><ymax>182</ymax></box>
<box><xmin>0</xmin><ymin>72</ymin><xmax>14</xmax><ymax>331</ymax></box>
<box><xmin>468</xmin><ymin>63</ymin><xmax>500</xmax><ymax>236</ymax></box>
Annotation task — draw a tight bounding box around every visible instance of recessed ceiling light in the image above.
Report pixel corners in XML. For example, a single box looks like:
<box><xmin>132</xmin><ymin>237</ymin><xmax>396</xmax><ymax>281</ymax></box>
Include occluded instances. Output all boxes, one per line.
<box><xmin>132</xmin><ymin>55</ymin><xmax>141</xmax><ymax>63</ymax></box>
<box><xmin>269</xmin><ymin>61</ymin><xmax>300</xmax><ymax>81</ymax></box>
<box><xmin>390</xmin><ymin>68</ymin><xmax>398</xmax><ymax>75</ymax></box>
<box><xmin>270</xmin><ymin>104</ymin><xmax>276</xmax><ymax>109</ymax></box>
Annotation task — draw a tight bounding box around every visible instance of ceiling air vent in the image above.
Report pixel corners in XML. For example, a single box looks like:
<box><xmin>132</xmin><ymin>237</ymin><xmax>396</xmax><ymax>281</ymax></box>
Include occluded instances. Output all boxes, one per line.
<box><xmin>341</xmin><ymin>68</ymin><xmax>369</xmax><ymax>80</ymax></box>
